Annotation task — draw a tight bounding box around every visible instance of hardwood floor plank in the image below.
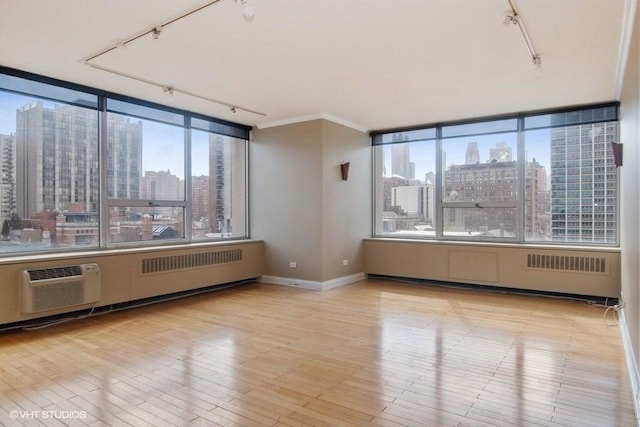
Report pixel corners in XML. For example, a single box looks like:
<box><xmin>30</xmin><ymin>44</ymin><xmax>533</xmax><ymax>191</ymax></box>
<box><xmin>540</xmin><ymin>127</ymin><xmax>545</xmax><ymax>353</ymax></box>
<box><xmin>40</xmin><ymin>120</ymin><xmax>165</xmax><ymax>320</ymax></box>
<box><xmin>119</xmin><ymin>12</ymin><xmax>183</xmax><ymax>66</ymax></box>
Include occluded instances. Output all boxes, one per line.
<box><xmin>0</xmin><ymin>280</ymin><xmax>635</xmax><ymax>426</ymax></box>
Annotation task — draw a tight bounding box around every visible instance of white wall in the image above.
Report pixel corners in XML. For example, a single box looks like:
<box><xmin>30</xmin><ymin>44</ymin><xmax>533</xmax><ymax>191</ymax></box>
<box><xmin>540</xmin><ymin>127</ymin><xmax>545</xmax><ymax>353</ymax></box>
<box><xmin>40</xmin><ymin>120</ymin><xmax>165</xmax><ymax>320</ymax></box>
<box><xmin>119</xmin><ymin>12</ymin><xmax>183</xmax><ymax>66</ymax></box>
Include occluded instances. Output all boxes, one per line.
<box><xmin>619</xmin><ymin>0</ymin><xmax>640</xmax><ymax>414</ymax></box>
<box><xmin>251</xmin><ymin>118</ymin><xmax>370</xmax><ymax>288</ymax></box>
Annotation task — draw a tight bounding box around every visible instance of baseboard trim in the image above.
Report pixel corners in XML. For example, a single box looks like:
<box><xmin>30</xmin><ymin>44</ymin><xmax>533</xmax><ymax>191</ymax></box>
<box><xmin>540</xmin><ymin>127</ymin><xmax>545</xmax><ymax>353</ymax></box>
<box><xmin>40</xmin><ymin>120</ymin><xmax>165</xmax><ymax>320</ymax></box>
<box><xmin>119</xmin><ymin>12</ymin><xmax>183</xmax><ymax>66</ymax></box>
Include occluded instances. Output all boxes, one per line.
<box><xmin>259</xmin><ymin>272</ymin><xmax>366</xmax><ymax>291</ymax></box>
<box><xmin>619</xmin><ymin>308</ymin><xmax>640</xmax><ymax>426</ymax></box>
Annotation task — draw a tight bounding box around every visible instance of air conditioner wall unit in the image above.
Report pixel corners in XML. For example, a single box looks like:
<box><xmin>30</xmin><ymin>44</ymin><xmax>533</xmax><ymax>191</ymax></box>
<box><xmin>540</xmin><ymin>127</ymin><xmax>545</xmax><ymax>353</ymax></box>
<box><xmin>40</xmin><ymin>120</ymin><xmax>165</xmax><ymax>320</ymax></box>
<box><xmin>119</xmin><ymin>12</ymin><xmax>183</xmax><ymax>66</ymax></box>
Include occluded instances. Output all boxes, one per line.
<box><xmin>20</xmin><ymin>263</ymin><xmax>101</xmax><ymax>314</ymax></box>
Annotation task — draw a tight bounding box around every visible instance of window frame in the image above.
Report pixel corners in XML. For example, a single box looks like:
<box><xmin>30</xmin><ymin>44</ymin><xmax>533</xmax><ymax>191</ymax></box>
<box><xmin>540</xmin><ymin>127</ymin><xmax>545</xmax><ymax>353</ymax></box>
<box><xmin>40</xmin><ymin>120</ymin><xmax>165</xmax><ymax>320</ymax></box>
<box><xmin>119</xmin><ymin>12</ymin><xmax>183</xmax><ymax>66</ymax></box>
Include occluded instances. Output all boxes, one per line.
<box><xmin>371</xmin><ymin>102</ymin><xmax>620</xmax><ymax>247</ymax></box>
<box><xmin>0</xmin><ymin>66</ymin><xmax>250</xmax><ymax>256</ymax></box>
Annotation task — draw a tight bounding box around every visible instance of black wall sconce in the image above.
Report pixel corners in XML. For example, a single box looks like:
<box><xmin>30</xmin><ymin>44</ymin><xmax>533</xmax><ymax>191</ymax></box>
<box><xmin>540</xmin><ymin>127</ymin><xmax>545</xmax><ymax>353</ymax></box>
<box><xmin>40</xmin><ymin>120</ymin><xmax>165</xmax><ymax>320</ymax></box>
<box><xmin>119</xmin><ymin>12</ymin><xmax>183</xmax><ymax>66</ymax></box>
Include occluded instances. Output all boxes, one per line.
<box><xmin>340</xmin><ymin>162</ymin><xmax>350</xmax><ymax>181</ymax></box>
<box><xmin>611</xmin><ymin>142</ymin><xmax>623</xmax><ymax>167</ymax></box>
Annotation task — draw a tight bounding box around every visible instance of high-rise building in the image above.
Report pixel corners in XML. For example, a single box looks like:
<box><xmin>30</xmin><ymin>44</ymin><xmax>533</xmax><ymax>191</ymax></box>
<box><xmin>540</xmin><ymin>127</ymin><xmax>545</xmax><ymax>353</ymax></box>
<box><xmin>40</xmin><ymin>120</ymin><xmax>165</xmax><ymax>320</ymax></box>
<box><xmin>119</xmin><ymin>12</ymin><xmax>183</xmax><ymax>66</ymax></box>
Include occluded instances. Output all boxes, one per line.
<box><xmin>391</xmin><ymin>135</ymin><xmax>413</xmax><ymax>179</ymax></box>
<box><xmin>0</xmin><ymin>134</ymin><xmax>15</xmax><ymax>224</ymax></box>
<box><xmin>550</xmin><ymin>122</ymin><xmax>617</xmax><ymax>243</ymax></box>
<box><xmin>191</xmin><ymin>175</ymin><xmax>209</xmax><ymax>222</ymax></box>
<box><xmin>105</xmin><ymin>113</ymin><xmax>143</xmax><ymax>201</ymax></box>
<box><xmin>208</xmin><ymin>134</ymin><xmax>245</xmax><ymax>235</ymax></box>
<box><xmin>15</xmin><ymin>102</ymin><xmax>101</xmax><ymax>217</ymax></box>
<box><xmin>525</xmin><ymin>158</ymin><xmax>550</xmax><ymax>239</ymax></box>
<box><xmin>490</xmin><ymin>142</ymin><xmax>512</xmax><ymax>162</ymax></box>
<box><xmin>14</xmin><ymin>102</ymin><xmax>142</xmax><ymax>223</ymax></box>
<box><xmin>465</xmin><ymin>142</ymin><xmax>480</xmax><ymax>164</ymax></box>
<box><xmin>141</xmin><ymin>169</ymin><xmax>182</xmax><ymax>200</ymax></box>
<box><xmin>444</xmin><ymin>160</ymin><xmax>517</xmax><ymax>233</ymax></box>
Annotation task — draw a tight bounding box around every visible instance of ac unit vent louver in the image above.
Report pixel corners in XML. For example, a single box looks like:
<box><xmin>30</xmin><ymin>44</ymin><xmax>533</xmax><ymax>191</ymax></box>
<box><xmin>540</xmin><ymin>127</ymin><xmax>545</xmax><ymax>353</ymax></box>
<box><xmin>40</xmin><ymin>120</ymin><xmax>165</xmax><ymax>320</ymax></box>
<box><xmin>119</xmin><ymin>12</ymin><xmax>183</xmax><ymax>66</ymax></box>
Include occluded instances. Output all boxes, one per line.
<box><xmin>27</xmin><ymin>265</ymin><xmax>83</xmax><ymax>281</ymax></box>
<box><xmin>526</xmin><ymin>254</ymin><xmax>607</xmax><ymax>274</ymax></box>
<box><xmin>20</xmin><ymin>263</ymin><xmax>101</xmax><ymax>314</ymax></box>
<box><xmin>141</xmin><ymin>249</ymin><xmax>243</xmax><ymax>274</ymax></box>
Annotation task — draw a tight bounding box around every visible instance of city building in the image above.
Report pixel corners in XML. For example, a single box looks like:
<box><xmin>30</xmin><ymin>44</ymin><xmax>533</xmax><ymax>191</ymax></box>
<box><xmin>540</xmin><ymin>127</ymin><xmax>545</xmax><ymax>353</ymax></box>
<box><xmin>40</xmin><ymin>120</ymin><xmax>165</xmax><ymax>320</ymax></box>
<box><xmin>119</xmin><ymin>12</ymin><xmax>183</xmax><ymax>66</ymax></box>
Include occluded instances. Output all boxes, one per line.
<box><xmin>391</xmin><ymin>136</ymin><xmax>415</xmax><ymax>180</ymax></box>
<box><xmin>465</xmin><ymin>141</ymin><xmax>480</xmax><ymax>164</ymax></box>
<box><xmin>550</xmin><ymin>122</ymin><xmax>618</xmax><ymax>243</ymax></box>
<box><xmin>525</xmin><ymin>158</ymin><xmax>550</xmax><ymax>240</ymax></box>
<box><xmin>0</xmin><ymin>134</ymin><xmax>15</xmax><ymax>225</ymax></box>
<box><xmin>15</xmin><ymin>102</ymin><xmax>100</xmax><ymax>216</ymax></box>
<box><xmin>13</xmin><ymin>102</ymin><xmax>143</xmax><ymax>245</ymax></box>
<box><xmin>490</xmin><ymin>141</ymin><xmax>512</xmax><ymax>162</ymax></box>
<box><xmin>208</xmin><ymin>134</ymin><xmax>246</xmax><ymax>236</ymax></box>
<box><xmin>141</xmin><ymin>169</ymin><xmax>183</xmax><ymax>201</ymax></box>
<box><xmin>191</xmin><ymin>174</ymin><xmax>210</xmax><ymax>223</ymax></box>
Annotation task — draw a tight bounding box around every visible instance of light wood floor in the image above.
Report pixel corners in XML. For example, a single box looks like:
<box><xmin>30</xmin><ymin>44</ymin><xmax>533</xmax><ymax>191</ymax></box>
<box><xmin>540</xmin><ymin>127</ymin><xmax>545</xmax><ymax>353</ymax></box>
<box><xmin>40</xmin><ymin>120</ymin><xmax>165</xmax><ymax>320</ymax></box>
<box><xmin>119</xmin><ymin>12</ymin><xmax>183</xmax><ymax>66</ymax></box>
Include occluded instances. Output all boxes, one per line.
<box><xmin>0</xmin><ymin>279</ymin><xmax>636</xmax><ymax>426</ymax></box>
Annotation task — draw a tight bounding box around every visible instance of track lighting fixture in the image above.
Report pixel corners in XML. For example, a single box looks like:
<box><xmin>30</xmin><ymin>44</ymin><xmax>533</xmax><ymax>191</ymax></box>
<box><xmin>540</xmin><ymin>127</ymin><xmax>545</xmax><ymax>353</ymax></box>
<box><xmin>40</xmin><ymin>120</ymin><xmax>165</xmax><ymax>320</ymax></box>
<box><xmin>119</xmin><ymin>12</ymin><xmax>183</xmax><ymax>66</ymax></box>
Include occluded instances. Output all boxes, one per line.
<box><xmin>237</xmin><ymin>0</ymin><xmax>255</xmax><ymax>21</ymax></box>
<box><xmin>152</xmin><ymin>26</ymin><xmax>163</xmax><ymax>40</ymax></box>
<box><xmin>82</xmin><ymin>0</ymin><xmax>265</xmax><ymax>116</ymax></box>
<box><xmin>504</xmin><ymin>0</ymin><xmax>542</xmax><ymax>72</ymax></box>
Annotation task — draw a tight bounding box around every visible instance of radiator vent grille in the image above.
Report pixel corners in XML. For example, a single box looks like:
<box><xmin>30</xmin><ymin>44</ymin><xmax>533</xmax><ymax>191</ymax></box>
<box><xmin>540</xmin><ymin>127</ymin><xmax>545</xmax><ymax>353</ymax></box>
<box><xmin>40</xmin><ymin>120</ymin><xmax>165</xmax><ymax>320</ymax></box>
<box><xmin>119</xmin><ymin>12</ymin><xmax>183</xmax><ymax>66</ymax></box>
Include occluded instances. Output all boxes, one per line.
<box><xmin>526</xmin><ymin>254</ymin><xmax>607</xmax><ymax>274</ymax></box>
<box><xmin>141</xmin><ymin>249</ymin><xmax>243</xmax><ymax>274</ymax></box>
<box><xmin>32</xmin><ymin>281</ymin><xmax>85</xmax><ymax>313</ymax></box>
<box><xmin>27</xmin><ymin>265</ymin><xmax>83</xmax><ymax>281</ymax></box>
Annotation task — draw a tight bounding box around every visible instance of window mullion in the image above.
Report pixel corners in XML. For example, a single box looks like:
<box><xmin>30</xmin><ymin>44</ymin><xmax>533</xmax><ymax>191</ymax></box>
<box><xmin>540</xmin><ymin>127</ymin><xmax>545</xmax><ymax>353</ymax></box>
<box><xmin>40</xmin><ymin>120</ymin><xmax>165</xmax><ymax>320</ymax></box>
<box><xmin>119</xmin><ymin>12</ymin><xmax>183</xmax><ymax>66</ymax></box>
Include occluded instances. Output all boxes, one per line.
<box><xmin>99</xmin><ymin>107</ymin><xmax>108</xmax><ymax>248</ymax></box>
<box><xmin>517</xmin><ymin>116</ymin><xmax>526</xmax><ymax>243</ymax></box>
<box><xmin>184</xmin><ymin>115</ymin><xmax>192</xmax><ymax>241</ymax></box>
<box><xmin>435</xmin><ymin>127</ymin><xmax>443</xmax><ymax>239</ymax></box>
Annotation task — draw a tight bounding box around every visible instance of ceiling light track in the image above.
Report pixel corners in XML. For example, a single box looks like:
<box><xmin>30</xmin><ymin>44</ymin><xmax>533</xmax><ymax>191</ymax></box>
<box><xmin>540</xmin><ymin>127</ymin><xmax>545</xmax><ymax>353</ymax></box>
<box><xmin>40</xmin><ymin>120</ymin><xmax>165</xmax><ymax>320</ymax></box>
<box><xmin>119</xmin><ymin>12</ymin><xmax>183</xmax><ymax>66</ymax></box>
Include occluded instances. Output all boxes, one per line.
<box><xmin>83</xmin><ymin>0</ymin><xmax>224</xmax><ymax>63</ymax></box>
<box><xmin>505</xmin><ymin>0</ymin><xmax>542</xmax><ymax>71</ymax></box>
<box><xmin>81</xmin><ymin>0</ymin><xmax>265</xmax><ymax>116</ymax></box>
<box><xmin>85</xmin><ymin>62</ymin><xmax>266</xmax><ymax>116</ymax></box>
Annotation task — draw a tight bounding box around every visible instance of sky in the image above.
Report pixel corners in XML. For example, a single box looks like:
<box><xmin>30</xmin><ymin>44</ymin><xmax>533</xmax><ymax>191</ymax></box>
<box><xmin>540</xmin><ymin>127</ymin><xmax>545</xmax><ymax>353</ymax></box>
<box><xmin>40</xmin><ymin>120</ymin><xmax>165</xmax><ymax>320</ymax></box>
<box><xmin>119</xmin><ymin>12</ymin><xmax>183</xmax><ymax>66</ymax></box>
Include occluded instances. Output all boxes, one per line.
<box><xmin>380</xmin><ymin>129</ymin><xmax>553</xmax><ymax>181</ymax></box>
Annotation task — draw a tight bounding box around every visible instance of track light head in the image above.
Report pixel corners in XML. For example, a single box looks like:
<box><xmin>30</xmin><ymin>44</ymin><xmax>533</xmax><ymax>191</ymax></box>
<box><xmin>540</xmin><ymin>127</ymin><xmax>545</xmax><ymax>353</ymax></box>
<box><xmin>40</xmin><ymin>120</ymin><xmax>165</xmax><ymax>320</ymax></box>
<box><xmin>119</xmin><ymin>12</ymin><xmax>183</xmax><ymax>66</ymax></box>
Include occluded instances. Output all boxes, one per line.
<box><xmin>504</xmin><ymin>14</ymin><xmax>517</xmax><ymax>25</ymax></box>
<box><xmin>152</xmin><ymin>26</ymin><xmax>163</xmax><ymax>40</ymax></box>
<box><xmin>237</xmin><ymin>0</ymin><xmax>255</xmax><ymax>21</ymax></box>
<box><xmin>163</xmin><ymin>87</ymin><xmax>174</xmax><ymax>102</ymax></box>
<box><xmin>533</xmin><ymin>55</ymin><xmax>543</xmax><ymax>77</ymax></box>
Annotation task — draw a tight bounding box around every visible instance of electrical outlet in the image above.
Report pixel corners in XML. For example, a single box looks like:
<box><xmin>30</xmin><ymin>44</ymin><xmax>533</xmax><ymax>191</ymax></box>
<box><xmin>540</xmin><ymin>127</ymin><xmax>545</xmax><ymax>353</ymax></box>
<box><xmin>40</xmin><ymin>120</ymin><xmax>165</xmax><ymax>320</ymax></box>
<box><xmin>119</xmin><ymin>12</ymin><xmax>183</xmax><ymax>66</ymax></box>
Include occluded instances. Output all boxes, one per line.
<box><xmin>289</xmin><ymin>261</ymin><xmax>297</xmax><ymax>268</ymax></box>
<box><xmin>342</xmin><ymin>259</ymin><xmax>349</xmax><ymax>266</ymax></box>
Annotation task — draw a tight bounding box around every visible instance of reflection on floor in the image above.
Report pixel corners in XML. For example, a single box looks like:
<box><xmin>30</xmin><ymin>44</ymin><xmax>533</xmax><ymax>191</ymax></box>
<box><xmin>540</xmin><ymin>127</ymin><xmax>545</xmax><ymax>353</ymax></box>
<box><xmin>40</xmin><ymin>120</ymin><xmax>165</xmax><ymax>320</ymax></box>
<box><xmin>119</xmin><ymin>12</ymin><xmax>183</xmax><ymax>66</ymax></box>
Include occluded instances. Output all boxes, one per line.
<box><xmin>0</xmin><ymin>279</ymin><xmax>635</xmax><ymax>426</ymax></box>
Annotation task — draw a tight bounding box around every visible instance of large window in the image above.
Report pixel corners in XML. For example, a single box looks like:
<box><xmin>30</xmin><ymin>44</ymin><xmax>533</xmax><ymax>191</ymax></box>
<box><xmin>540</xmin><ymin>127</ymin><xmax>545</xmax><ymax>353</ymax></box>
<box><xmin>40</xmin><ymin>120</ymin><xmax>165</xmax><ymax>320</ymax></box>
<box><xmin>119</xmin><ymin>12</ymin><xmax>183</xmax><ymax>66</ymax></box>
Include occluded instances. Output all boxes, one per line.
<box><xmin>372</xmin><ymin>104</ymin><xmax>619</xmax><ymax>245</ymax></box>
<box><xmin>0</xmin><ymin>68</ymin><xmax>249</xmax><ymax>255</ymax></box>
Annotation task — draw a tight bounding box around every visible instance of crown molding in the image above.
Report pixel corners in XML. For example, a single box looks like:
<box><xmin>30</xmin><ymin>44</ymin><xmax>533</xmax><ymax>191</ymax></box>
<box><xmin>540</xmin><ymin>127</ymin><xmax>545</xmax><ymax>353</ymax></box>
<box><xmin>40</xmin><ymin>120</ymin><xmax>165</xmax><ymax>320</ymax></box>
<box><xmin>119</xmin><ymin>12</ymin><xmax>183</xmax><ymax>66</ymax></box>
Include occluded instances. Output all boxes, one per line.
<box><xmin>615</xmin><ymin>0</ymin><xmax>638</xmax><ymax>100</ymax></box>
<box><xmin>256</xmin><ymin>113</ymin><xmax>368</xmax><ymax>133</ymax></box>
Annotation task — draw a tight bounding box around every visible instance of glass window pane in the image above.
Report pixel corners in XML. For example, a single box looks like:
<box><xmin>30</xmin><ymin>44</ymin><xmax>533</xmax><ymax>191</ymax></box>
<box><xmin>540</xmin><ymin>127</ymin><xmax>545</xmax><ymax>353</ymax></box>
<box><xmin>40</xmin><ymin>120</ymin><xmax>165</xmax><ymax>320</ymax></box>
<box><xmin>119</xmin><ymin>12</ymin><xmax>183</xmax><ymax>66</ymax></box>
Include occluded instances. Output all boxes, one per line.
<box><xmin>0</xmin><ymin>91</ymin><xmax>99</xmax><ymax>254</ymax></box>
<box><xmin>191</xmin><ymin>116</ymin><xmax>250</xmax><ymax>140</ymax></box>
<box><xmin>525</xmin><ymin>122</ymin><xmax>618</xmax><ymax>244</ymax></box>
<box><xmin>374</xmin><ymin>139</ymin><xmax>436</xmax><ymax>236</ymax></box>
<box><xmin>442</xmin><ymin>118</ymin><xmax>517</xmax><ymax>138</ymax></box>
<box><xmin>106</xmin><ymin>113</ymin><xmax>184</xmax><ymax>201</ymax></box>
<box><xmin>106</xmin><ymin>98</ymin><xmax>184</xmax><ymax>127</ymax></box>
<box><xmin>191</xmin><ymin>130</ymin><xmax>246</xmax><ymax>240</ymax></box>
<box><xmin>108</xmin><ymin>206</ymin><xmax>184</xmax><ymax>244</ymax></box>
<box><xmin>372</xmin><ymin>128</ymin><xmax>436</xmax><ymax>145</ymax></box>
<box><xmin>442</xmin><ymin>132</ymin><xmax>518</xmax><ymax>203</ymax></box>
<box><xmin>0</xmin><ymin>73</ymin><xmax>98</xmax><ymax>109</ymax></box>
<box><xmin>443</xmin><ymin>207</ymin><xmax>516</xmax><ymax>238</ymax></box>
<box><xmin>524</xmin><ymin>106</ymin><xmax>618</xmax><ymax>130</ymax></box>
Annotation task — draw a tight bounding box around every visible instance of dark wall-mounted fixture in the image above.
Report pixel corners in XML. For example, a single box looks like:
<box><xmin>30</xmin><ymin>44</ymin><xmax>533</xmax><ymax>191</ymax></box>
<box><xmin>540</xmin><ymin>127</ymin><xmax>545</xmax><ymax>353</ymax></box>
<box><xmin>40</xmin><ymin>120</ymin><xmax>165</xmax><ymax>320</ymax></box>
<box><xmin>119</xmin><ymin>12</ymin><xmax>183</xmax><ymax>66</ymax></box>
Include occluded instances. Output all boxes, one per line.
<box><xmin>611</xmin><ymin>142</ymin><xmax>623</xmax><ymax>167</ymax></box>
<box><xmin>340</xmin><ymin>162</ymin><xmax>350</xmax><ymax>181</ymax></box>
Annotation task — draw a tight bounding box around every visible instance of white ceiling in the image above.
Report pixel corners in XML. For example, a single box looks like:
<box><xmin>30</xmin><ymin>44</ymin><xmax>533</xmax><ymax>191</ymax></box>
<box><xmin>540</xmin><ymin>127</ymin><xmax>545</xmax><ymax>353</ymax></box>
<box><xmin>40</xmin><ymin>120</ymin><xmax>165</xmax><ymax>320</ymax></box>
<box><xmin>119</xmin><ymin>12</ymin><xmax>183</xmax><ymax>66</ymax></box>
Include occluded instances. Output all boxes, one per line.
<box><xmin>0</xmin><ymin>0</ymin><xmax>628</xmax><ymax>132</ymax></box>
